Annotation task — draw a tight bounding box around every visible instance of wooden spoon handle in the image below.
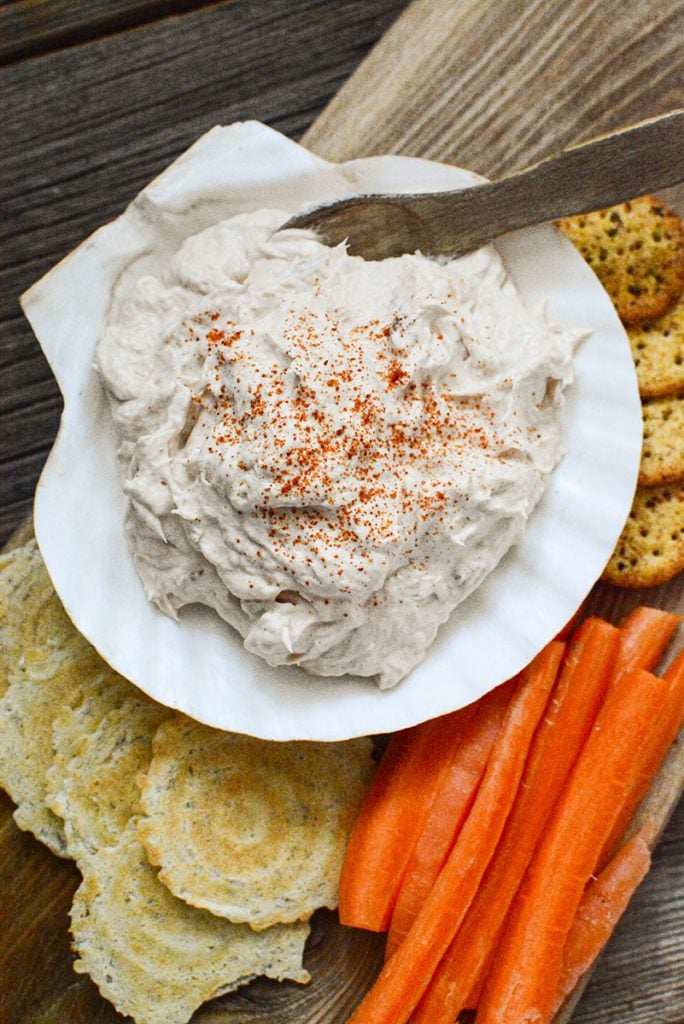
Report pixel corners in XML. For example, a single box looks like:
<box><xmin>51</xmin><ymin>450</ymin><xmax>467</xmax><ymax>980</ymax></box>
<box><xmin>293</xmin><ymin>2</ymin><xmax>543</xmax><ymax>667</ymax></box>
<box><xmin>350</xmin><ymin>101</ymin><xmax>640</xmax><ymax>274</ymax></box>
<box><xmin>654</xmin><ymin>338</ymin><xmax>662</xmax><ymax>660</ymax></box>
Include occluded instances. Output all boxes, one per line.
<box><xmin>288</xmin><ymin>110</ymin><xmax>683</xmax><ymax>259</ymax></box>
<box><xmin>470</xmin><ymin>109</ymin><xmax>684</xmax><ymax>235</ymax></box>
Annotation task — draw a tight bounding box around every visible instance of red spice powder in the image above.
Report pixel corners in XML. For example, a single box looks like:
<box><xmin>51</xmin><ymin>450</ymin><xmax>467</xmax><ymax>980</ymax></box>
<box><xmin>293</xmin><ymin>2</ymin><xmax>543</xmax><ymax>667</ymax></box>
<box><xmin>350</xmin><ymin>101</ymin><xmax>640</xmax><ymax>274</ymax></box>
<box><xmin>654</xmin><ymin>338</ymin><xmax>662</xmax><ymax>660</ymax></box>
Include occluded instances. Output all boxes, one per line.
<box><xmin>183</xmin><ymin>304</ymin><xmax>507</xmax><ymax>577</ymax></box>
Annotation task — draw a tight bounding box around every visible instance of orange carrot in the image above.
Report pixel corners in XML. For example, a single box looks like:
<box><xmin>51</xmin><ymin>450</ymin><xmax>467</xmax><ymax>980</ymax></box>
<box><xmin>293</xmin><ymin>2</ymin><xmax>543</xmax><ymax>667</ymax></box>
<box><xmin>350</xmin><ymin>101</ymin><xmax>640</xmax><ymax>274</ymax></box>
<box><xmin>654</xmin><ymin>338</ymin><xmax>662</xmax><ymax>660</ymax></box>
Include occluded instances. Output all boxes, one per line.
<box><xmin>551</xmin><ymin>824</ymin><xmax>653</xmax><ymax>1014</ymax></box>
<box><xmin>413</xmin><ymin>618</ymin><xmax>619</xmax><ymax>1024</ymax></box>
<box><xmin>338</xmin><ymin>701</ymin><xmax>483</xmax><ymax>931</ymax></box>
<box><xmin>384</xmin><ymin>683</ymin><xmax>510</xmax><ymax>959</ymax></box>
<box><xmin>346</xmin><ymin>642</ymin><xmax>561</xmax><ymax>1024</ymax></box>
<box><xmin>611</xmin><ymin>606</ymin><xmax>681</xmax><ymax>687</ymax></box>
<box><xmin>476</xmin><ymin>667</ymin><xmax>671</xmax><ymax>1024</ymax></box>
<box><xmin>597</xmin><ymin>645</ymin><xmax>684</xmax><ymax>869</ymax></box>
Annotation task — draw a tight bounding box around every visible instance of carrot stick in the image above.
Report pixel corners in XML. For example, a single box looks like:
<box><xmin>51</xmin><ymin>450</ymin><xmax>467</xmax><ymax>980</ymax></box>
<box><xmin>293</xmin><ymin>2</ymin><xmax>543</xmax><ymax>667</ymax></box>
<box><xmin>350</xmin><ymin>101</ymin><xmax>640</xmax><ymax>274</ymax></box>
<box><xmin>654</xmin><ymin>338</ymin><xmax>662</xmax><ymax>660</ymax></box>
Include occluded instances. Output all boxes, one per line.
<box><xmin>413</xmin><ymin>618</ymin><xmax>619</xmax><ymax>1024</ymax></box>
<box><xmin>551</xmin><ymin>823</ymin><xmax>654</xmax><ymax>1015</ymax></box>
<box><xmin>384</xmin><ymin>683</ymin><xmax>510</xmax><ymax>959</ymax></box>
<box><xmin>476</xmin><ymin>667</ymin><xmax>671</xmax><ymax>1024</ymax></box>
<box><xmin>597</xmin><ymin>645</ymin><xmax>684</xmax><ymax>869</ymax></box>
<box><xmin>338</xmin><ymin>700</ymin><xmax>484</xmax><ymax>931</ymax></box>
<box><xmin>611</xmin><ymin>606</ymin><xmax>681</xmax><ymax>687</ymax></box>
<box><xmin>346</xmin><ymin>642</ymin><xmax>561</xmax><ymax>1024</ymax></box>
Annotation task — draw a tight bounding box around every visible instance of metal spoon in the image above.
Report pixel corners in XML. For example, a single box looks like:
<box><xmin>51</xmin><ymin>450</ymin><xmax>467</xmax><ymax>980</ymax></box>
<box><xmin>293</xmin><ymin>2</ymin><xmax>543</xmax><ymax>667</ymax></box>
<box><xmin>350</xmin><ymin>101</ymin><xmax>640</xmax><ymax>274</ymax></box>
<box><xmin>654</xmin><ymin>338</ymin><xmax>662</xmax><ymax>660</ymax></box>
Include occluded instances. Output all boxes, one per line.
<box><xmin>283</xmin><ymin>109</ymin><xmax>683</xmax><ymax>260</ymax></box>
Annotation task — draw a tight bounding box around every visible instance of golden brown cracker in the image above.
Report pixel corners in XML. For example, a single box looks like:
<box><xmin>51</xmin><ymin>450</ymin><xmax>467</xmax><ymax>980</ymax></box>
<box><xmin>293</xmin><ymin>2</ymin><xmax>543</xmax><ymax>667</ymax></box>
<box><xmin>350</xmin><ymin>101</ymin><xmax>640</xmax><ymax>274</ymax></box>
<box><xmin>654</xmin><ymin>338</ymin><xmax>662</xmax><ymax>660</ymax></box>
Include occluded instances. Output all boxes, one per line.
<box><xmin>639</xmin><ymin>394</ymin><xmax>684</xmax><ymax>485</ymax></box>
<box><xmin>0</xmin><ymin>550</ymin><xmax>15</xmax><ymax>697</ymax></box>
<box><xmin>558</xmin><ymin>196</ymin><xmax>684</xmax><ymax>324</ymax></box>
<box><xmin>603</xmin><ymin>481</ymin><xmax>684</xmax><ymax>587</ymax></box>
<box><xmin>70</xmin><ymin>822</ymin><xmax>310</xmax><ymax>1024</ymax></box>
<box><xmin>628</xmin><ymin>290</ymin><xmax>684</xmax><ymax>398</ymax></box>
<box><xmin>47</xmin><ymin>670</ymin><xmax>135</xmax><ymax>808</ymax></box>
<box><xmin>49</xmin><ymin>696</ymin><xmax>169</xmax><ymax>863</ymax></box>
<box><xmin>0</xmin><ymin>540</ymin><xmax>133</xmax><ymax>855</ymax></box>
<box><xmin>138</xmin><ymin>719</ymin><xmax>374</xmax><ymax>929</ymax></box>
<box><xmin>0</xmin><ymin>540</ymin><xmax>95</xmax><ymax>695</ymax></box>
<box><xmin>0</xmin><ymin>665</ymin><xmax>90</xmax><ymax>856</ymax></box>
<box><xmin>1</xmin><ymin>657</ymin><xmax>130</xmax><ymax>856</ymax></box>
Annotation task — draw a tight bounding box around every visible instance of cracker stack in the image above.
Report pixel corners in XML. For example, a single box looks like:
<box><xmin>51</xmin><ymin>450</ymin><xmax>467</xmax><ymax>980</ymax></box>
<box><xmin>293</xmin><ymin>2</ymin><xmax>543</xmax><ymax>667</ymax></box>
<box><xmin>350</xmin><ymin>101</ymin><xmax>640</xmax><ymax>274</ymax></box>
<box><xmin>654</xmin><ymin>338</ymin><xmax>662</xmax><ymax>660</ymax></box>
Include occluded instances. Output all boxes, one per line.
<box><xmin>558</xmin><ymin>196</ymin><xmax>684</xmax><ymax>588</ymax></box>
<box><xmin>0</xmin><ymin>541</ymin><xmax>375</xmax><ymax>1024</ymax></box>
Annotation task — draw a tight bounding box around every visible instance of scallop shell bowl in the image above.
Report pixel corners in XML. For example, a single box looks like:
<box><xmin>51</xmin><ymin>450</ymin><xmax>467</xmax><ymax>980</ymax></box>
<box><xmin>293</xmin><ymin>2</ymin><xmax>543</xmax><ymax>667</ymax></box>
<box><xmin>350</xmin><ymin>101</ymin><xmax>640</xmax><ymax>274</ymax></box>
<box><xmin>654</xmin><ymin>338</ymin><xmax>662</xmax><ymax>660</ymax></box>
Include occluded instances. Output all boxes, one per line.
<box><xmin>21</xmin><ymin>121</ymin><xmax>642</xmax><ymax>741</ymax></box>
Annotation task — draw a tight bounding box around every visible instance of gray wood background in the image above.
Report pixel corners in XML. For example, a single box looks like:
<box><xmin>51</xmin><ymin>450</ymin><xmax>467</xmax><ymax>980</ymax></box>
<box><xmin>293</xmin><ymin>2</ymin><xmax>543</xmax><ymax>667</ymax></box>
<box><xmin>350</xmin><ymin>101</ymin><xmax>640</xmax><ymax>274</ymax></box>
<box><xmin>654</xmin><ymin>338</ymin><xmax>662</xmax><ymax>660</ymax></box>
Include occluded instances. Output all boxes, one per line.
<box><xmin>1</xmin><ymin>2</ymin><xmax>682</xmax><ymax>1023</ymax></box>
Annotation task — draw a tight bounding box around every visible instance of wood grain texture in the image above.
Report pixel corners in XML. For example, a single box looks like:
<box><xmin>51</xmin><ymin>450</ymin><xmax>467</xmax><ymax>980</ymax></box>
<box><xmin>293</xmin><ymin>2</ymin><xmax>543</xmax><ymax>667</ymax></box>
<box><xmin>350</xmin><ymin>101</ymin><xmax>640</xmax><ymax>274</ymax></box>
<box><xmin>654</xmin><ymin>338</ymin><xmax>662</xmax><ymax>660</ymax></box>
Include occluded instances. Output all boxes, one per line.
<box><xmin>0</xmin><ymin>0</ymin><xmax>228</xmax><ymax>63</ymax></box>
<box><xmin>1</xmin><ymin>0</ymin><xmax>683</xmax><ymax>1022</ymax></box>
<box><xmin>305</xmin><ymin>0</ymin><xmax>684</xmax><ymax>174</ymax></box>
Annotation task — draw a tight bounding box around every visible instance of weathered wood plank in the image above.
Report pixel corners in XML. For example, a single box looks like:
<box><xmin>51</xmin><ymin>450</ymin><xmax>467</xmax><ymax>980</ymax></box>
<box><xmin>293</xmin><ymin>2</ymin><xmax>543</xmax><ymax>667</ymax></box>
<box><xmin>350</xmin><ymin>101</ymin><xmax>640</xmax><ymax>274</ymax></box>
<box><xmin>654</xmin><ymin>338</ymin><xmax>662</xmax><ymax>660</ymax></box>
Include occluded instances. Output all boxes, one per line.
<box><xmin>306</xmin><ymin>0</ymin><xmax>684</xmax><ymax>177</ymax></box>
<box><xmin>0</xmin><ymin>0</ymin><xmax>227</xmax><ymax>64</ymax></box>
<box><xmin>0</xmin><ymin>0</ymin><xmax>409</xmax><ymax>547</ymax></box>
<box><xmin>0</xmin><ymin>399</ymin><xmax>62</xmax><ymax>462</ymax></box>
<box><xmin>0</xmin><ymin>792</ymin><xmax>81</xmax><ymax>1022</ymax></box>
<box><xmin>565</xmin><ymin>801</ymin><xmax>684</xmax><ymax>1024</ymax></box>
<box><xmin>0</xmin><ymin>497</ymin><xmax>36</xmax><ymax>543</ymax></box>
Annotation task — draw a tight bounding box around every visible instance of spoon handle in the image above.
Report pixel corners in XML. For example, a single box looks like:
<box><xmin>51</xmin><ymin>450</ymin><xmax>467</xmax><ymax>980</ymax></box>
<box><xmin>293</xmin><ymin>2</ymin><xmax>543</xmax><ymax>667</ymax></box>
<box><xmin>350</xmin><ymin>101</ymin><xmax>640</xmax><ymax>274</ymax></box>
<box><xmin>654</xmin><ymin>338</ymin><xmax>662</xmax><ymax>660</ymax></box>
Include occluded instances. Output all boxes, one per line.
<box><xmin>287</xmin><ymin>109</ymin><xmax>683</xmax><ymax>259</ymax></box>
<box><xmin>465</xmin><ymin>109</ymin><xmax>684</xmax><ymax>238</ymax></box>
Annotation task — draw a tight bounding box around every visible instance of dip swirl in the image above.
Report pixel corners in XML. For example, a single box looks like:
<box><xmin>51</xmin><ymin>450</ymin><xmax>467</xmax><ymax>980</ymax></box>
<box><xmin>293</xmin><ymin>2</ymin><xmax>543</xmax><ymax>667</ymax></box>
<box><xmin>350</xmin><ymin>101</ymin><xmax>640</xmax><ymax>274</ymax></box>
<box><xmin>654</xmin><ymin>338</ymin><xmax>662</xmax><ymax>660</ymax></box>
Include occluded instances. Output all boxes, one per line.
<box><xmin>98</xmin><ymin>209</ymin><xmax>578</xmax><ymax>688</ymax></box>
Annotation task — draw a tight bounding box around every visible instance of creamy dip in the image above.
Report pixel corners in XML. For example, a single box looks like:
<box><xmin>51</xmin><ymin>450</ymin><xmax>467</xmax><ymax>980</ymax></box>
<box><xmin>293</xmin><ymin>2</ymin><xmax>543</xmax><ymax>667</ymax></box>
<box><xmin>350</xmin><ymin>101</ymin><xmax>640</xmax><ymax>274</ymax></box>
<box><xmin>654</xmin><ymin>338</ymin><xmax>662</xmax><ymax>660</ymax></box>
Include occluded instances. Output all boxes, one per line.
<box><xmin>97</xmin><ymin>209</ymin><xmax>579</xmax><ymax>688</ymax></box>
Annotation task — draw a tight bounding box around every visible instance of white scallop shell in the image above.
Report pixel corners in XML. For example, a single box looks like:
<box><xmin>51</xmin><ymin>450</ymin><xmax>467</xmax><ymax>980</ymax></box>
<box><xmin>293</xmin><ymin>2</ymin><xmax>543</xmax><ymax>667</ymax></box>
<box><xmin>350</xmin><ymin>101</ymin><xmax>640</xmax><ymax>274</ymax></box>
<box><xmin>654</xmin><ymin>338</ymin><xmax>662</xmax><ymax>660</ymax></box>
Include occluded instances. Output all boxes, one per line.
<box><xmin>21</xmin><ymin>122</ymin><xmax>641</xmax><ymax>741</ymax></box>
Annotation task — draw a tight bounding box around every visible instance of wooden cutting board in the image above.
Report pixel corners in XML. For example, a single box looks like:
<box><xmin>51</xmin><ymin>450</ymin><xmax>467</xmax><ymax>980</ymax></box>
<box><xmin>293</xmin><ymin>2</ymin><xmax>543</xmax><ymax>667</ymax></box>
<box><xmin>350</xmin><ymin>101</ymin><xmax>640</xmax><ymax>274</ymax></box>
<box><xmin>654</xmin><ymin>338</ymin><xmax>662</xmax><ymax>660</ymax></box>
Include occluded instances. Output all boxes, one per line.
<box><xmin>1</xmin><ymin>1</ymin><xmax>683</xmax><ymax>1022</ymax></box>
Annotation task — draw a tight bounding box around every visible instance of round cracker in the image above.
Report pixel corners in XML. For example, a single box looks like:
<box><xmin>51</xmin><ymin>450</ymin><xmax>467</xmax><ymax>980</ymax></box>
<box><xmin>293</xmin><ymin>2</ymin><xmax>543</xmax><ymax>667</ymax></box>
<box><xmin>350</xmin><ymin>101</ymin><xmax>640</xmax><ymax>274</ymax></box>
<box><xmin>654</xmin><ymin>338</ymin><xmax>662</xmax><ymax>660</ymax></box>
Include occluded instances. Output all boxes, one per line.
<box><xmin>70</xmin><ymin>822</ymin><xmax>310</xmax><ymax>1024</ymax></box>
<box><xmin>47</xmin><ymin>670</ymin><xmax>135</xmax><ymax>811</ymax></box>
<box><xmin>628</xmin><ymin>290</ymin><xmax>684</xmax><ymax>398</ymax></box>
<box><xmin>0</xmin><ymin>656</ymin><xmax>124</xmax><ymax>855</ymax></box>
<box><xmin>0</xmin><ymin>665</ymin><xmax>96</xmax><ymax>857</ymax></box>
<box><xmin>0</xmin><ymin>540</ymin><xmax>132</xmax><ymax>855</ymax></box>
<box><xmin>0</xmin><ymin>539</ymin><xmax>95</xmax><ymax>693</ymax></box>
<box><xmin>639</xmin><ymin>394</ymin><xmax>684</xmax><ymax>485</ymax></box>
<box><xmin>49</xmin><ymin>697</ymin><xmax>169</xmax><ymax>863</ymax></box>
<box><xmin>558</xmin><ymin>196</ymin><xmax>684</xmax><ymax>324</ymax></box>
<box><xmin>138</xmin><ymin>719</ymin><xmax>374</xmax><ymax>929</ymax></box>
<box><xmin>603</xmin><ymin>481</ymin><xmax>684</xmax><ymax>587</ymax></box>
